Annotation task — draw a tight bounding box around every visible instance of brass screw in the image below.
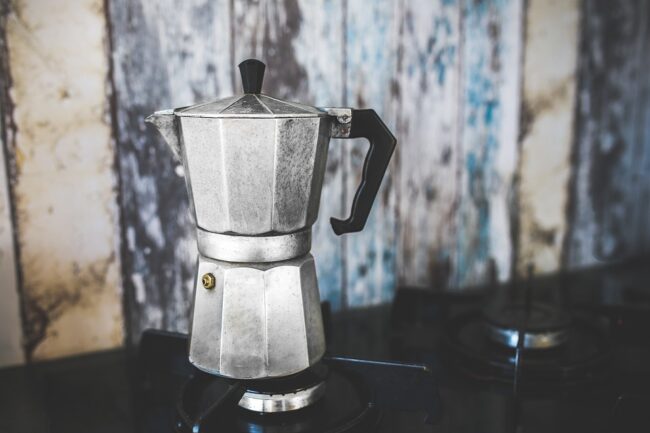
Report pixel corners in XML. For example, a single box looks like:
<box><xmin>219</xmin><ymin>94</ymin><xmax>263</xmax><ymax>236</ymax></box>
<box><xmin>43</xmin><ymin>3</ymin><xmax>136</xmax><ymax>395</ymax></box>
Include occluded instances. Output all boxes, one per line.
<box><xmin>202</xmin><ymin>273</ymin><xmax>216</xmax><ymax>289</ymax></box>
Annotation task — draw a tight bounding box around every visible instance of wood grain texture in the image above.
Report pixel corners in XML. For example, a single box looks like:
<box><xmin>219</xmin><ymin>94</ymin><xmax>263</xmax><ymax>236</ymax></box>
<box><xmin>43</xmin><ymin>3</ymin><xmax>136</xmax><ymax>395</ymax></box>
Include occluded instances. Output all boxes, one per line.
<box><xmin>5</xmin><ymin>0</ymin><xmax>123</xmax><ymax>360</ymax></box>
<box><xmin>395</xmin><ymin>0</ymin><xmax>461</xmax><ymax>289</ymax></box>
<box><xmin>454</xmin><ymin>0</ymin><xmax>522</xmax><ymax>287</ymax></box>
<box><xmin>344</xmin><ymin>0</ymin><xmax>399</xmax><ymax>306</ymax></box>
<box><xmin>231</xmin><ymin>0</ymin><xmax>346</xmax><ymax>309</ymax></box>
<box><xmin>515</xmin><ymin>0</ymin><xmax>580</xmax><ymax>276</ymax></box>
<box><xmin>108</xmin><ymin>0</ymin><xmax>233</xmax><ymax>343</ymax></box>
<box><xmin>565</xmin><ymin>0</ymin><xmax>650</xmax><ymax>267</ymax></box>
<box><xmin>0</xmin><ymin>2</ymin><xmax>24</xmax><ymax>367</ymax></box>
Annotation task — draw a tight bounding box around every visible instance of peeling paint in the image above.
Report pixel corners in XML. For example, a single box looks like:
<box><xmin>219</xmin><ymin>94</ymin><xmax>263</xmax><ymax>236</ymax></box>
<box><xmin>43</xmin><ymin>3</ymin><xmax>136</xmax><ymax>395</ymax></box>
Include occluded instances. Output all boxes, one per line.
<box><xmin>344</xmin><ymin>0</ymin><xmax>399</xmax><ymax>306</ymax></box>
<box><xmin>516</xmin><ymin>0</ymin><xmax>580</xmax><ymax>275</ymax></box>
<box><xmin>565</xmin><ymin>0</ymin><xmax>650</xmax><ymax>267</ymax></box>
<box><xmin>109</xmin><ymin>0</ymin><xmax>232</xmax><ymax>343</ymax></box>
<box><xmin>6</xmin><ymin>0</ymin><xmax>123</xmax><ymax>360</ymax></box>
<box><xmin>454</xmin><ymin>0</ymin><xmax>522</xmax><ymax>287</ymax></box>
<box><xmin>396</xmin><ymin>0</ymin><xmax>460</xmax><ymax>289</ymax></box>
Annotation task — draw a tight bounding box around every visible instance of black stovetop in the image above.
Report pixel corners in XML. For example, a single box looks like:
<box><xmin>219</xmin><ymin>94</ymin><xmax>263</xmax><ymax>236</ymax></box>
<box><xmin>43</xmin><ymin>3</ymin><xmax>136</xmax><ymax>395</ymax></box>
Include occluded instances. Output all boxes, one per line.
<box><xmin>1</xmin><ymin>258</ymin><xmax>649</xmax><ymax>433</ymax></box>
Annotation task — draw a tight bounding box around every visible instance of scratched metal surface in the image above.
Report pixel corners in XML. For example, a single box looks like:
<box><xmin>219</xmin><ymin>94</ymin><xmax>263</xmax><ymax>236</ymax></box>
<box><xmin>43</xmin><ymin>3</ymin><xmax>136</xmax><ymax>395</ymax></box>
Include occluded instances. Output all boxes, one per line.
<box><xmin>1</xmin><ymin>0</ymin><xmax>650</xmax><ymax>364</ymax></box>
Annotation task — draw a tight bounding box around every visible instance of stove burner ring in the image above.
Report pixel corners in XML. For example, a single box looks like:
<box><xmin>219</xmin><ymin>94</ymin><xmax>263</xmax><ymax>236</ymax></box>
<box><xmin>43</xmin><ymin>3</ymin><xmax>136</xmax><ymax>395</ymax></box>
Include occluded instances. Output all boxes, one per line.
<box><xmin>238</xmin><ymin>380</ymin><xmax>326</xmax><ymax>413</ymax></box>
<box><xmin>484</xmin><ymin>323</ymin><xmax>569</xmax><ymax>349</ymax></box>
<box><xmin>483</xmin><ymin>302</ymin><xmax>572</xmax><ymax>349</ymax></box>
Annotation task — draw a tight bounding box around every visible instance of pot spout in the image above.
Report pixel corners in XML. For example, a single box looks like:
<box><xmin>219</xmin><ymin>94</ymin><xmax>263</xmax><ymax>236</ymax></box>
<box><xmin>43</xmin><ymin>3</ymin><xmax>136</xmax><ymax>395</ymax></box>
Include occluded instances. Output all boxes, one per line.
<box><xmin>145</xmin><ymin>109</ymin><xmax>182</xmax><ymax>161</ymax></box>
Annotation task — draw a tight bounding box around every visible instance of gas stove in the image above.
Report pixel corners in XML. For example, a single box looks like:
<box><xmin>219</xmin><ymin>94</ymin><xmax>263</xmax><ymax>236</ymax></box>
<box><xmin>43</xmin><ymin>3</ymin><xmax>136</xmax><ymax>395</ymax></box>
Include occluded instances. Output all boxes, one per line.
<box><xmin>137</xmin><ymin>330</ymin><xmax>439</xmax><ymax>433</ymax></box>
<box><xmin>1</xmin><ymin>258</ymin><xmax>649</xmax><ymax>433</ymax></box>
<box><xmin>391</xmin><ymin>257</ymin><xmax>650</xmax><ymax>432</ymax></box>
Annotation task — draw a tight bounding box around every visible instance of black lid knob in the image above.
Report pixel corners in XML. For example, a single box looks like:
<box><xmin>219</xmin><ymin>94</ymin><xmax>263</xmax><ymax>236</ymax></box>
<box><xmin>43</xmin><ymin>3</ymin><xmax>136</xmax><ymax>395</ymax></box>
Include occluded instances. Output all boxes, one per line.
<box><xmin>238</xmin><ymin>59</ymin><xmax>265</xmax><ymax>94</ymax></box>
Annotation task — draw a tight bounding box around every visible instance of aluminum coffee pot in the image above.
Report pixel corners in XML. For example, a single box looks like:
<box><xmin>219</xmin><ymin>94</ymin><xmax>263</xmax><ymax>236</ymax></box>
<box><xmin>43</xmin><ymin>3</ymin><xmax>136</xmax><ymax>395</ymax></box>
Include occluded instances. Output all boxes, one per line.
<box><xmin>146</xmin><ymin>59</ymin><xmax>396</xmax><ymax>380</ymax></box>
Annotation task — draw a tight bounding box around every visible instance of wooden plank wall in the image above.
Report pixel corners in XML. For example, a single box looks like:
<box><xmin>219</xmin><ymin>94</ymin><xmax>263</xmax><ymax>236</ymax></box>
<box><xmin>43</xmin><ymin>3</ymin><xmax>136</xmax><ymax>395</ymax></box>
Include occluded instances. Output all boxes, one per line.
<box><xmin>565</xmin><ymin>0</ymin><xmax>650</xmax><ymax>267</ymax></box>
<box><xmin>516</xmin><ymin>0</ymin><xmax>581</xmax><ymax>275</ymax></box>
<box><xmin>1</xmin><ymin>0</ymin><xmax>124</xmax><ymax>364</ymax></box>
<box><xmin>0</xmin><ymin>0</ymin><xmax>649</xmax><ymax>365</ymax></box>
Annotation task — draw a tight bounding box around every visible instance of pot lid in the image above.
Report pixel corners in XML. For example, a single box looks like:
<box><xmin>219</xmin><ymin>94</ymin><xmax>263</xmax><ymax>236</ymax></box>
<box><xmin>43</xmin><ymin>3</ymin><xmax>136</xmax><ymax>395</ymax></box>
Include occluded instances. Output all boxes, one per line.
<box><xmin>175</xmin><ymin>59</ymin><xmax>325</xmax><ymax>119</ymax></box>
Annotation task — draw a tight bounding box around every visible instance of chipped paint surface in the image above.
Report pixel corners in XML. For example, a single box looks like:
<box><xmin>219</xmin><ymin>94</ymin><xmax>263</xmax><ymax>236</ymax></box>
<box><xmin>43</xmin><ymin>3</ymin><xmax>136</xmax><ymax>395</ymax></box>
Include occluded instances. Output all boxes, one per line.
<box><xmin>454</xmin><ymin>0</ymin><xmax>522</xmax><ymax>286</ymax></box>
<box><xmin>396</xmin><ymin>0</ymin><xmax>460</xmax><ymax>289</ymax></box>
<box><xmin>344</xmin><ymin>0</ymin><xmax>399</xmax><ymax>306</ymax></box>
<box><xmin>516</xmin><ymin>0</ymin><xmax>580</xmax><ymax>275</ymax></box>
<box><xmin>109</xmin><ymin>0</ymin><xmax>233</xmax><ymax>343</ymax></box>
<box><xmin>565</xmin><ymin>0</ymin><xmax>650</xmax><ymax>267</ymax></box>
<box><xmin>6</xmin><ymin>0</ymin><xmax>123</xmax><ymax>360</ymax></box>
<box><xmin>2</xmin><ymin>0</ymin><xmax>647</xmax><ymax>364</ymax></box>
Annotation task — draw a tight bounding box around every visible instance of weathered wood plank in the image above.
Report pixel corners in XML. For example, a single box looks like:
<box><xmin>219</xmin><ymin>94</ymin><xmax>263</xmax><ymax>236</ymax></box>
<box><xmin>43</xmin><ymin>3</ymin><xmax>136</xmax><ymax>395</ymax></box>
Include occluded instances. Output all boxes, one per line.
<box><xmin>395</xmin><ymin>0</ymin><xmax>461</xmax><ymax>290</ymax></box>
<box><xmin>454</xmin><ymin>0</ymin><xmax>522</xmax><ymax>287</ymax></box>
<box><xmin>5</xmin><ymin>0</ymin><xmax>123</xmax><ymax>360</ymax></box>
<box><xmin>231</xmin><ymin>0</ymin><xmax>346</xmax><ymax>309</ymax></box>
<box><xmin>108</xmin><ymin>0</ymin><xmax>233</xmax><ymax>343</ymax></box>
<box><xmin>343</xmin><ymin>0</ymin><xmax>400</xmax><ymax>306</ymax></box>
<box><xmin>0</xmin><ymin>3</ymin><xmax>24</xmax><ymax>367</ymax></box>
<box><xmin>515</xmin><ymin>0</ymin><xmax>580</xmax><ymax>276</ymax></box>
<box><xmin>565</xmin><ymin>0</ymin><xmax>650</xmax><ymax>267</ymax></box>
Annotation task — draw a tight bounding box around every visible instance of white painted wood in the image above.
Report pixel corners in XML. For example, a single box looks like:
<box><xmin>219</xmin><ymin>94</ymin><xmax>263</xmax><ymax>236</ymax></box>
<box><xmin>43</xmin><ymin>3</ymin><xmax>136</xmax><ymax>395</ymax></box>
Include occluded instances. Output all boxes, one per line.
<box><xmin>6</xmin><ymin>0</ymin><xmax>123</xmax><ymax>360</ymax></box>
<box><xmin>0</xmin><ymin>113</ymin><xmax>23</xmax><ymax>367</ymax></box>
<box><xmin>516</xmin><ymin>0</ymin><xmax>580</xmax><ymax>275</ymax></box>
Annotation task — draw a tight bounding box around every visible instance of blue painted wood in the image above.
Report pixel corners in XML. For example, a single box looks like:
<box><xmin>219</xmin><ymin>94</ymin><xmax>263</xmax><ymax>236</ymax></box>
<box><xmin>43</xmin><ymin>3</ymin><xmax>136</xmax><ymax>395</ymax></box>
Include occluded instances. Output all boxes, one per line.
<box><xmin>394</xmin><ymin>0</ymin><xmax>462</xmax><ymax>289</ymax></box>
<box><xmin>454</xmin><ymin>0</ymin><xmax>522</xmax><ymax>286</ymax></box>
<box><xmin>344</xmin><ymin>0</ymin><xmax>399</xmax><ymax>307</ymax></box>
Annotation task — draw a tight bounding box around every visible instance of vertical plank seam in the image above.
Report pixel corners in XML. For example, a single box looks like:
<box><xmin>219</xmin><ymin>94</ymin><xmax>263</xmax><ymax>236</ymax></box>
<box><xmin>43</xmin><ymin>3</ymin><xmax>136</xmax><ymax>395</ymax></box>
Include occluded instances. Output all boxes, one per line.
<box><xmin>102</xmin><ymin>0</ymin><xmax>129</xmax><ymax>345</ymax></box>
<box><xmin>452</xmin><ymin>0</ymin><xmax>466</xmax><ymax>289</ymax></box>
<box><xmin>0</xmin><ymin>0</ymin><xmax>26</xmax><ymax>361</ymax></box>
<box><xmin>229</xmin><ymin>0</ymin><xmax>236</xmax><ymax>90</ymax></box>
<box><xmin>560</xmin><ymin>0</ymin><xmax>586</xmax><ymax>270</ymax></box>
<box><xmin>393</xmin><ymin>0</ymin><xmax>402</xmax><ymax>287</ymax></box>
<box><xmin>631</xmin><ymin>0</ymin><xmax>649</xmax><ymax>250</ymax></box>
<box><xmin>510</xmin><ymin>0</ymin><xmax>530</xmax><ymax>280</ymax></box>
<box><xmin>340</xmin><ymin>0</ymin><xmax>348</xmax><ymax>310</ymax></box>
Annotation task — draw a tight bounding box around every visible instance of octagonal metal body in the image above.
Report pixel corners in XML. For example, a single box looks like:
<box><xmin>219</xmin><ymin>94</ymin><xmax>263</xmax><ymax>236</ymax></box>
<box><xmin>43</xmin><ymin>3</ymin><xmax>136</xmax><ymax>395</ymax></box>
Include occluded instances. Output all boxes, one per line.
<box><xmin>189</xmin><ymin>254</ymin><xmax>326</xmax><ymax>379</ymax></box>
<box><xmin>179</xmin><ymin>116</ymin><xmax>331</xmax><ymax>235</ymax></box>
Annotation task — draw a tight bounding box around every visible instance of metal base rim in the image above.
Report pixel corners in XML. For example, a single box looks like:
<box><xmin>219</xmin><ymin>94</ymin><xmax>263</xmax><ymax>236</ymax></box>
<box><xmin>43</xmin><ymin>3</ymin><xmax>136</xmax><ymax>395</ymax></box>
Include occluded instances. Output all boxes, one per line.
<box><xmin>485</xmin><ymin>323</ymin><xmax>569</xmax><ymax>349</ymax></box>
<box><xmin>196</xmin><ymin>228</ymin><xmax>311</xmax><ymax>262</ymax></box>
<box><xmin>238</xmin><ymin>381</ymin><xmax>326</xmax><ymax>413</ymax></box>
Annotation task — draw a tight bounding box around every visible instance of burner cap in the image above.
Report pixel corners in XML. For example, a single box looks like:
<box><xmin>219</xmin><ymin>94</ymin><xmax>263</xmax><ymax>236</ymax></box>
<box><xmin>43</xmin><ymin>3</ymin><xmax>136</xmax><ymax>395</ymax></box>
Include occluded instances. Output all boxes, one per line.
<box><xmin>483</xmin><ymin>302</ymin><xmax>571</xmax><ymax>349</ymax></box>
<box><xmin>239</xmin><ymin>381</ymin><xmax>326</xmax><ymax>413</ymax></box>
<box><xmin>444</xmin><ymin>310</ymin><xmax>612</xmax><ymax>388</ymax></box>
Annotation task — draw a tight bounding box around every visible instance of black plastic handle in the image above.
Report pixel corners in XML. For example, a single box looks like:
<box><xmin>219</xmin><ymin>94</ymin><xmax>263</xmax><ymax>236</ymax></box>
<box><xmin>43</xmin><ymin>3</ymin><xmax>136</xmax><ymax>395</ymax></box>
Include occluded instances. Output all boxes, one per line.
<box><xmin>330</xmin><ymin>109</ymin><xmax>396</xmax><ymax>235</ymax></box>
